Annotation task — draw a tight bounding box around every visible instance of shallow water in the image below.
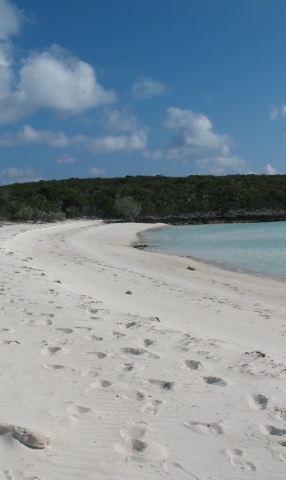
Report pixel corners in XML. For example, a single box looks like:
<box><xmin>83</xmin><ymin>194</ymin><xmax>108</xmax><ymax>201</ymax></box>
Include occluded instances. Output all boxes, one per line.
<box><xmin>142</xmin><ymin>221</ymin><xmax>286</xmax><ymax>280</ymax></box>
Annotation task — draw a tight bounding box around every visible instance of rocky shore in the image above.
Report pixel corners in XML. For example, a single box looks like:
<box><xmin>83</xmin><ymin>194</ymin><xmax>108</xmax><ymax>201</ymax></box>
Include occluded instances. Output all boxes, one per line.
<box><xmin>133</xmin><ymin>209</ymin><xmax>286</xmax><ymax>225</ymax></box>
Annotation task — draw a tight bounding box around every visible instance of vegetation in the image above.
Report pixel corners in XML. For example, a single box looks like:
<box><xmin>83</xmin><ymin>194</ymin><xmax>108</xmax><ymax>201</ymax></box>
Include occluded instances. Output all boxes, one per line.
<box><xmin>114</xmin><ymin>195</ymin><xmax>141</xmax><ymax>218</ymax></box>
<box><xmin>0</xmin><ymin>174</ymin><xmax>285</xmax><ymax>223</ymax></box>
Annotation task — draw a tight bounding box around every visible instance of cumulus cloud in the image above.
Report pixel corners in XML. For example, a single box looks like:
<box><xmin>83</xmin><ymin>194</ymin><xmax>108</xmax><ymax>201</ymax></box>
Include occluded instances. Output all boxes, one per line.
<box><xmin>0</xmin><ymin>43</ymin><xmax>116</xmax><ymax>125</ymax></box>
<box><xmin>86</xmin><ymin>129</ymin><xmax>148</xmax><ymax>154</ymax></box>
<box><xmin>164</xmin><ymin>107</ymin><xmax>247</xmax><ymax>174</ymax></box>
<box><xmin>0</xmin><ymin>124</ymin><xmax>148</xmax><ymax>155</ymax></box>
<box><xmin>0</xmin><ymin>3</ymin><xmax>116</xmax><ymax>125</ymax></box>
<box><xmin>88</xmin><ymin>166</ymin><xmax>105</xmax><ymax>176</ymax></box>
<box><xmin>18</xmin><ymin>46</ymin><xmax>116</xmax><ymax>115</ymax></box>
<box><xmin>165</xmin><ymin>107</ymin><xmax>232</xmax><ymax>159</ymax></box>
<box><xmin>0</xmin><ymin>0</ymin><xmax>25</xmax><ymax>40</ymax></box>
<box><xmin>57</xmin><ymin>153</ymin><xmax>80</xmax><ymax>165</ymax></box>
<box><xmin>0</xmin><ymin>124</ymin><xmax>86</xmax><ymax>148</ymax></box>
<box><xmin>0</xmin><ymin>42</ymin><xmax>13</xmax><ymax>100</ymax></box>
<box><xmin>0</xmin><ymin>166</ymin><xmax>41</xmax><ymax>185</ymax></box>
<box><xmin>132</xmin><ymin>76</ymin><xmax>166</xmax><ymax>100</ymax></box>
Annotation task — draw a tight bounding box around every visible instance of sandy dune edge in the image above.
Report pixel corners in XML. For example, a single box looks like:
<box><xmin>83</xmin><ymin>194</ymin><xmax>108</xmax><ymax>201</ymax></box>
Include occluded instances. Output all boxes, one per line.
<box><xmin>0</xmin><ymin>220</ymin><xmax>285</xmax><ymax>479</ymax></box>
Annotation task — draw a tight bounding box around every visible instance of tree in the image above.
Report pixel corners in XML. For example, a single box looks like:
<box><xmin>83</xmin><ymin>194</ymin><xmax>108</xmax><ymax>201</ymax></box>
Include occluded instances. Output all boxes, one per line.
<box><xmin>16</xmin><ymin>206</ymin><xmax>34</xmax><ymax>222</ymax></box>
<box><xmin>114</xmin><ymin>195</ymin><xmax>141</xmax><ymax>218</ymax></box>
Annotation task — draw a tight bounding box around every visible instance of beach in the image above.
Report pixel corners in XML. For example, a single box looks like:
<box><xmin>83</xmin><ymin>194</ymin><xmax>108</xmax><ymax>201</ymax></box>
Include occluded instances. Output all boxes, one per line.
<box><xmin>0</xmin><ymin>219</ymin><xmax>285</xmax><ymax>479</ymax></box>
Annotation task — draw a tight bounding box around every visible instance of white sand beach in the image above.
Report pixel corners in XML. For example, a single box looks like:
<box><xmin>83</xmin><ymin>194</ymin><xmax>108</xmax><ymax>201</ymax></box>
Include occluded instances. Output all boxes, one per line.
<box><xmin>0</xmin><ymin>220</ymin><xmax>285</xmax><ymax>479</ymax></box>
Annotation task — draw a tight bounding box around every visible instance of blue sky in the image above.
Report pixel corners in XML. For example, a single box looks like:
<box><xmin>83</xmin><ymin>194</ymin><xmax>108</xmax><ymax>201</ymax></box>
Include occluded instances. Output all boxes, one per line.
<box><xmin>0</xmin><ymin>0</ymin><xmax>285</xmax><ymax>184</ymax></box>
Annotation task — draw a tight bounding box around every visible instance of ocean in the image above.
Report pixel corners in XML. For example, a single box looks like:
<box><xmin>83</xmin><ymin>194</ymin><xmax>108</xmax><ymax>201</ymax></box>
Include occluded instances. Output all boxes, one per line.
<box><xmin>142</xmin><ymin>221</ymin><xmax>286</xmax><ymax>280</ymax></box>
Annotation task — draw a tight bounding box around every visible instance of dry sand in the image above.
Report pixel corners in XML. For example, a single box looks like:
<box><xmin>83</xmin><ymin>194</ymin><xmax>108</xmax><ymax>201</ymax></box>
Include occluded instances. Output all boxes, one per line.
<box><xmin>0</xmin><ymin>219</ymin><xmax>285</xmax><ymax>479</ymax></box>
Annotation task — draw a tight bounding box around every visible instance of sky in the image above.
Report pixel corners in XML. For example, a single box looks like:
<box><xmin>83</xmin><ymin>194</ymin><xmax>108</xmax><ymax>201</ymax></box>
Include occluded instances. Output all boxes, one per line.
<box><xmin>0</xmin><ymin>0</ymin><xmax>286</xmax><ymax>185</ymax></box>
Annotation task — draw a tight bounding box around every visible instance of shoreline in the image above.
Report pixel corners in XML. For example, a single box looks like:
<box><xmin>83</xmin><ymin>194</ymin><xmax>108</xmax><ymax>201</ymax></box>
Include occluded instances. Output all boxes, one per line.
<box><xmin>0</xmin><ymin>220</ymin><xmax>286</xmax><ymax>479</ymax></box>
<box><xmin>137</xmin><ymin>222</ymin><xmax>286</xmax><ymax>283</ymax></box>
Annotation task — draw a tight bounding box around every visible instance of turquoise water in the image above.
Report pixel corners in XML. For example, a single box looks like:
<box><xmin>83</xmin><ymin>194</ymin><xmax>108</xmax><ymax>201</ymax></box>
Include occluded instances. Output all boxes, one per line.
<box><xmin>142</xmin><ymin>221</ymin><xmax>286</xmax><ymax>279</ymax></box>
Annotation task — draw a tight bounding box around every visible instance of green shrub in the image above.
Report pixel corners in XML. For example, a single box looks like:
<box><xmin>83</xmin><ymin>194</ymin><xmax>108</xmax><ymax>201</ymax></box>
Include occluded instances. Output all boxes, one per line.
<box><xmin>16</xmin><ymin>206</ymin><xmax>34</xmax><ymax>222</ymax></box>
<box><xmin>114</xmin><ymin>196</ymin><xmax>141</xmax><ymax>218</ymax></box>
<box><xmin>46</xmin><ymin>211</ymin><xmax>66</xmax><ymax>222</ymax></box>
<box><xmin>32</xmin><ymin>209</ymin><xmax>48</xmax><ymax>222</ymax></box>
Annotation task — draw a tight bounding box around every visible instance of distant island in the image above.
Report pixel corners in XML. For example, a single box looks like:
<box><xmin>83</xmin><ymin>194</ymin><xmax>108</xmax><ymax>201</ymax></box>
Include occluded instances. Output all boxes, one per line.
<box><xmin>0</xmin><ymin>174</ymin><xmax>285</xmax><ymax>224</ymax></box>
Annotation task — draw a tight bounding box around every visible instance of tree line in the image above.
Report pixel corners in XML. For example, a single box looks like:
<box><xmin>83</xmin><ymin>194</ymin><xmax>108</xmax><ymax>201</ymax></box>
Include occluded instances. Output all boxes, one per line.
<box><xmin>0</xmin><ymin>174</ymin><xmax>285</xmax><ymax>222</ymax></box>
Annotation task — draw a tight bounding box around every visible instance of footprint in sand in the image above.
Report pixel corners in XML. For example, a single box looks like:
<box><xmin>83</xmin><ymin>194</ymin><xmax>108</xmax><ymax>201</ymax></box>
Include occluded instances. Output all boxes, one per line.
<box><xmin>274</xmin><ymin>407</ymin><xmax>286</xmax><ymax>421</ymax></box>
<box><xmin>114</xmin><ymin>421</ymin><xmax>168</xmax><ymax>463</ymax></box>
<box><xmin>67</xmin><ymin>404</ymin><xmax>99</xmax><ymax>420</ymax></box>
<box><xmin>148</xmin><ymin>379</ymin><xmax>175</xmax><ymax>391</ymax></box>
<box><xmin>81</xmin><ymin>368</ymin><xmax>100</xmax><ymax>378</ymax></box>
<box><xmin>41</xmin><ymin>346</ymin><xmax>69</xmax><ymax>356</ymax></box>
<box><xmin>113</xmin><ymin>331</ymin><xmax>126</xmax><ymax>338</ymax></box>
<box><xmin>121</xmin><ymin>421</ymin><xmax>152</xmax><ymax>439</ymax></box>
<box><xmin>226</xmin><ymin>448</ymin><xmax>256</xmax><ymax>471</ymax></box>
<box><xmin>121</xmin><ymin>347</ymin><xmax>145</xmax><ymax>356</ymax></box>
<box><xmin>0</xmin><ymin>340</ymin><xmax>20</xmax><ymax>345</ymax></box>
<box><xmin>84</xmin><ymin>335</ymin><xmax>103</xmax><ymax>341</ymax></box>
<box><xmin>37</xmin><ymin>319</ymin><xmax>52</xmax><ymax>326</ymax></box>
<box><xmin>68</xmin><ymin>404</ymin><xmax>92</xmax><ymax>415</ymax></box>
<box><xmin>184</xmin><ymin>360</ymin><xmax>201</xmax><ymax>370</ymax></box>
<box><xmin>125</xmin><ymin>321</ymin><xmax>137</xmax><ymax>328</ymax></box>
<box><xmin>0</xmin><ymin>469</ymin><xmax>15</xmax><ymax>480</ymax></box>
<box><xmin>141</xmin><ymin>399</ymin><xmax>163</xmax><ymax>416</ymax></box>
<box><xmin>261</xmin><ymin>425</ymin><xmax>286</xmax><ymax>436</ymax></box>
<box><xmin>115</xmin><ymin>437</ymin><xmax>148</xmax><ymax>454</ymax></box>
<box><xmin>184</xmin><ymin>420</ymin><xmax>225</xmax><ymax>434</ymax></box>
<box><xmin>115</xmin><ymin>362</ymin><xmax>139</xmax><ymax>372</ymax></box>
<box><xmin>86</xmin><ymin>351</ymin><xmax>107</xmax><ymax>359</ymax></box>
<box><xmin>203</xmin><ymin>376</ymin><xmax>227</xmax><ymax>387</ymax></box>
<box><xmin>120</xmin><ymin>389</ymin><xmax>145</xmax><ymax>402</ymax></box>
<box><xmin>56</xmin><ymin>328</ymin><xmax>73</xmax><ymax>334</ymax></box>
<box><xmin>247</xmin><ymin>393</ymin><xmax>268</xmax><ymax>410</ymax></box>
<box><xmin>90</xmin><ymin>379</ymin><xmax>112</xmax><ymax>389</ymax></box>
<box><xmin>43</xmin><ymin>364</ymin><xmax>75</xmax><ymax>373</ymax></box>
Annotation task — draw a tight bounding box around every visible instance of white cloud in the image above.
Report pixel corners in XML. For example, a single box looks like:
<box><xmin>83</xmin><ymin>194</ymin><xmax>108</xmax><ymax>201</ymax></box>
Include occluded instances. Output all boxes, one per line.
<box><xmin>269</xmin><ymin>104</ymin><xmax>286</xmax><ymax>121</ymax></box>
<box><xmin>142</xmin><ymin>149</ymin><xmax>163</xmax><ymax>161</ymax></box>
<box><xmin>0</xmin><ymin>42</ymin><xmax>13</xmax><ymax>100</ymax></box>
<box><xmin>0</xmin><ymin>3</ymin><xmax>116</xmax><ymax>125</ymax></box>
<box><xmin>86</xmin><ymin>129</ymin><xmax>148</xmax><ymax>154</ymax></box>
<box><xmin>196</xmin><ymin>155</ymin><xmax>247</xmax><ymax>175</ymax></box>
<box><xmin>0</xmin><ymin>166</ymin><xmax>41</xmax><ymax>185</ymax></box>
<box><xmin>264</xmin><ymin>163</ymin><xmax>278</xmax><ymax>175</ymax></box>
<box><xmin>103</xmin><ymin>109</ymin><xmax>140</xmax><ymax>132</ymax></box>
<box><xmin>18</xmin><ymin>46</ymin><xmax>116</xmax><ymax>115</ymax></box>
<box><xmin>0</xmin><ymin>44</ymin><xmax>116</xmax><ymax>125</ymax></box>
<box><xmin>0</xmin><ymin>124</ymin><xmax>86</xmax><ymax>147</ymax></box>
<box><xmin>164</xmin><ymin>107</ymin><xmax>247</xmax><ymax>174</ymax></box>
<box><xmin>257</xmin><ymin>163</ymin><xmax>278</xmax><ymax>175</ymax></box>
<box><xmin>0</xmin><ymin>124</ymin><xmax>148</xmax><ymax>155</ymax></box>
<box><xmin>132</xmin><ymin>76</ymin><xmax>166</xmax><ymax>99</ymax></box>
<box><xmin>165</xmin><ymin>107</ymin><xmax>231</xmax><ymax>159</ymax></box>
<box><xmin>57</xmin><ymin>153</ymin><xmax>80</xmax><ymax>165</ymax></box>
<box><xmin>0</xmin><ymin>0</ymin><xmax>25</xmax><ymax>40</ymax></box>
<box><xmin>88</xmin><ymin>166</ymin><xmax>105</xmax><ymax>176</ymax></box>
<box><xmin>96</xmin><ymin>109</ymin><xmax>149</xmax><ymax>153</ymax></box>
